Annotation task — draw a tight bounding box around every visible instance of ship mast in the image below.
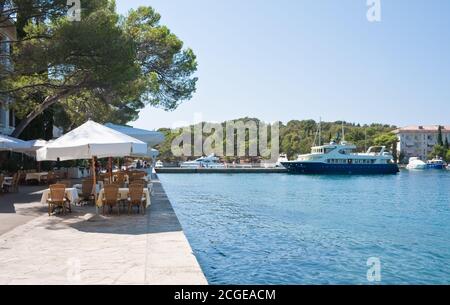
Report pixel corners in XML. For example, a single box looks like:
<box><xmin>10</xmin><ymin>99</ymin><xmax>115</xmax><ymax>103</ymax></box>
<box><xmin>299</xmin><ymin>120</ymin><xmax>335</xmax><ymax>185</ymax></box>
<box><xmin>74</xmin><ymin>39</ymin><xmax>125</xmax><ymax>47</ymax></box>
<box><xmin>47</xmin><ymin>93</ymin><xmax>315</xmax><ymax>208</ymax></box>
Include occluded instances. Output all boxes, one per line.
<box><xmin>341</xmin><ymin>121</ymin><xmax>345</xmax><ymax>143</ymax></box>
<box><xmin>319</xmin><ymin>117</ymin><xmax>322</xmax><ymax>146</ymax></box>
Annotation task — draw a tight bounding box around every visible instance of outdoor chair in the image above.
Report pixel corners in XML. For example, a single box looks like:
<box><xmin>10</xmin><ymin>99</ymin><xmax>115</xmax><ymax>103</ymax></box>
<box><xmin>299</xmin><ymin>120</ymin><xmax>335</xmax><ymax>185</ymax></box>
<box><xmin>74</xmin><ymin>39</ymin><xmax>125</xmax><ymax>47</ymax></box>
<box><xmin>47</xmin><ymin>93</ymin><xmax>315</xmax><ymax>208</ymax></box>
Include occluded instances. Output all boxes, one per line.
<box><xmin>130</xmin><ymin>172</ymin><xmax>146</xmax><ymax>180</ymax></box>
<box><xmin>127</xmin><ymin>184</ymin><xmax>146</xmax><ymax>215</ymax></box>
<box><xmin>79</xmin><ymin>179</ymin><xmax>95</xmax><ymax>205</ymax></box>
<box><xmin>102</xmin><ymin>184</ymin><xmax>120</xmax><ymax>216</ymax></box>
<box><xmin>47</xmin><ymin>184</ymin><xmax>71</xmax><ymax>216</ymax></box>
<box><xmin>129</xmin><ymin>179</ymin><xmax>146</xmax><ymax>187</ymax></box>
<box><xmin>43</xmin><ymin>172</ymin><xmax>57</xmax><ymax>185</ymax></box>
<box><xmin>113</xmin><ymin>173</ymin><xmax>125</xmax><ymax>187</ymax></box>
<box><xmin>4</xmin><ymin>173</ymin><xmax>19</xmax><ymax>193</ymax></box>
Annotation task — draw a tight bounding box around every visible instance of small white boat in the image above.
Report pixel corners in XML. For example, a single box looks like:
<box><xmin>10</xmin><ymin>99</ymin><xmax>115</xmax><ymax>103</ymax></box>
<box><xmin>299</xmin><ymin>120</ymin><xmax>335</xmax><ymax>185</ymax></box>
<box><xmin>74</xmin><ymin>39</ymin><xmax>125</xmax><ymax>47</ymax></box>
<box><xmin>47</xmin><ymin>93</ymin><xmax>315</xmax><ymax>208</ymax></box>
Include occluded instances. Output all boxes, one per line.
<box><xmin>155</xmin><ymin>160</ymin><xmax>164</xmax><ymax>168</ymax></box>
<box><xmin>406</xmin><ymin>157</ymin><xmax>427</xmax><ymax>170</ymax></box>
<box><xmin>180</xmin><ymin>154</ymin><xmax>225</xmax><ymax>169</ymax></box>
<box><xmin>276</xmin><ymin>154</ymin><xmax>288</xmax><ymax>168</ymax></box>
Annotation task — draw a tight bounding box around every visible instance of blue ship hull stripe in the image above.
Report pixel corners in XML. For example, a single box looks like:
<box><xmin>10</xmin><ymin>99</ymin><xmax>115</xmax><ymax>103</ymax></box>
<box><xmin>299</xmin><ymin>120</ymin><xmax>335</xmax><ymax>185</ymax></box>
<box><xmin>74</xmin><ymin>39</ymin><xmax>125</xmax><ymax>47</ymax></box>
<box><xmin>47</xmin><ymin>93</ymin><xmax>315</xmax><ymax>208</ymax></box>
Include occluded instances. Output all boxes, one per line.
<box><xmin>281</xmin><ymin>162</ymin><xmax>399</xmax><ymax>175</ymax></box>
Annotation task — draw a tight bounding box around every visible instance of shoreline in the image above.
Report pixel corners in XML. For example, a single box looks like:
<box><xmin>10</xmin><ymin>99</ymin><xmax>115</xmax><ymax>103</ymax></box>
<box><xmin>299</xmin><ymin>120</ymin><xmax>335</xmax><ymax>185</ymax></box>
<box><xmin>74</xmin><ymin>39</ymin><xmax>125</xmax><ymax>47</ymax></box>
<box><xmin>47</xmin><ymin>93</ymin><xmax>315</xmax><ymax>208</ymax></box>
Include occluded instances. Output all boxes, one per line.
<box><xmin>156</xmin><ymin>168</ymin><xmax>288</xmax><ymax>174</ymax></box>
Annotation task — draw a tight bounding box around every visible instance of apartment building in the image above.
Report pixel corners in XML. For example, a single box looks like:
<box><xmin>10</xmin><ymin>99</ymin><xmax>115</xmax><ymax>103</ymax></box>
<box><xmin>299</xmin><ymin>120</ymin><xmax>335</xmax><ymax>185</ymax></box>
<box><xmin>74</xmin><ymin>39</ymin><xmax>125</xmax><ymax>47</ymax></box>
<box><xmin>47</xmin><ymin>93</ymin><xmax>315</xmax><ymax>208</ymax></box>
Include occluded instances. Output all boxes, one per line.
<box><xmin>394</xmin><ymin>126</ymin><xmax>450</xmax><ymax>162</ymax></box>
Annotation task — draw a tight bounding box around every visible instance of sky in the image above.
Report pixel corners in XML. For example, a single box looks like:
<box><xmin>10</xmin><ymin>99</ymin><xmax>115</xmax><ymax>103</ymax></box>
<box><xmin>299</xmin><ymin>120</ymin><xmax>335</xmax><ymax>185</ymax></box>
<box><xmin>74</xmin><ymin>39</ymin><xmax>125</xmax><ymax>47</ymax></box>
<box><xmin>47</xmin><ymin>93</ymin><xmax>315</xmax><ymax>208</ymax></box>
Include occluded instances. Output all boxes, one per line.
<box><xmin>116</xmin><ymin>0</ymin><xmax>450</xmax><ymax>130</ymax></box>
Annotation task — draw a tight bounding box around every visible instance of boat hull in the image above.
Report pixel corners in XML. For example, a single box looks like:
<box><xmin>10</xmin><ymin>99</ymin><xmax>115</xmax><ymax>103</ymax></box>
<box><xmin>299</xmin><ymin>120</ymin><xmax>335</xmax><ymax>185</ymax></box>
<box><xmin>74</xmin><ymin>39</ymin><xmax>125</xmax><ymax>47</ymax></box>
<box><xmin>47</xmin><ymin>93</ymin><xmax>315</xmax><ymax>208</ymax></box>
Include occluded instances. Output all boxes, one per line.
<box><xmin>427</xmin><ymin>164</ymin><xmax>446</xmax><ymax>170</ymax></box>
<box><xmin>281</xmin><ymin>162</ymin><xmax>399</xmax><ymax>175</ymax></box>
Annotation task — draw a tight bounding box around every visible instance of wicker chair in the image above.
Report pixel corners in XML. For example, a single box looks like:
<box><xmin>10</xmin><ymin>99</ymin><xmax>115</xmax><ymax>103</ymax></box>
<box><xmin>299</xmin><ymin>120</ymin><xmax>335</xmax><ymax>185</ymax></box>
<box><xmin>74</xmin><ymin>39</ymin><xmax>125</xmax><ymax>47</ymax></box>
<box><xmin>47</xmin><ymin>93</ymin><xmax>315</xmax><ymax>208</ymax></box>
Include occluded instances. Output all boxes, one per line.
<box><xmin>102</xmin><ymin>184</ymin><xmax>120</xmax><ymax>216</ymax></box>
<box><xmin>79</xmin><ymin>179</ymin><xmax>95</xmax><ymax>205</ymax></box>
<box><xmin>129</xmin><ymin>178</ymin><xmax>146</xmax><ymax>186</ymax></box>
<box><xmin>113</xmin><ymin>173</ymin><xmax>125</xmax><ymax>188</ymax></box>
<box><xmin>43</xmin><ymin>172</ymin><xmax>58</xmax><ymax>185</ymax></box>
<box><xmin>130</xmin><ymin>172</ymin><xmax>146</xmax><ymax>180</ymax></box>
<box><xmin>127</xmin><ymin>184</ymin><xmax>146</xmax><ymax>215</ymax></box>
<box><xmin>47</xmin><ymin>184</ymin><xmax>71</xmax><ymax>216</ymax></box>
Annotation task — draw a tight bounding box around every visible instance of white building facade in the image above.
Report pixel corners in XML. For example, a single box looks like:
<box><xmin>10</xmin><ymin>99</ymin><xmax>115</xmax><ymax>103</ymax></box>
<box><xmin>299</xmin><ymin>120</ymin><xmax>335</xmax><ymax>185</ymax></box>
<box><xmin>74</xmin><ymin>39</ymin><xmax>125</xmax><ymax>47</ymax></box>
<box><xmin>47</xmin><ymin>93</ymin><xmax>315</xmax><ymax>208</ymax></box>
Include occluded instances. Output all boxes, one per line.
<box><xmin>0</xmin><ymin>18</ymin><xmax>16</xmax><ymax>135</ymax></box>
<box><xmin>394</xmin><ymin>126</ymin><xmax>450</xmax><ymax>162</ymax></box>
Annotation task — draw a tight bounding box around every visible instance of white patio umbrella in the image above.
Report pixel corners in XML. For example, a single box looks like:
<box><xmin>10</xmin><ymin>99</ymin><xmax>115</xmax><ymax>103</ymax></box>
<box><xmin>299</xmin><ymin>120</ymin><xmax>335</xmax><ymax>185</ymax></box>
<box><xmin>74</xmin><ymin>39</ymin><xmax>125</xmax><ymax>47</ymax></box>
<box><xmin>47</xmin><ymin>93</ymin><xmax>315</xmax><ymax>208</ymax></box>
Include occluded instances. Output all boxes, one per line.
<box><xmin>0</xmin><ymin>134</ymin><xmax>32</xmax><ymax>151</ymax></box>
<box><xmin>36</xmin><ymin>120</ymin><xmax>148</xmax><ymax>212</ymax></box>
<box><xmin>36</xmin><ymin>121</ymin><xmax>147</xmax><ymax>161</ymax></box>
<box><xmin>14</xmin><ymin>139</ymin><xmax>51</xmax><ymax>157</ymax></box>
<box><xmin>104</xmin><ymin>123</ymin><xmax>165</xmax><ymax>147</ymax></box>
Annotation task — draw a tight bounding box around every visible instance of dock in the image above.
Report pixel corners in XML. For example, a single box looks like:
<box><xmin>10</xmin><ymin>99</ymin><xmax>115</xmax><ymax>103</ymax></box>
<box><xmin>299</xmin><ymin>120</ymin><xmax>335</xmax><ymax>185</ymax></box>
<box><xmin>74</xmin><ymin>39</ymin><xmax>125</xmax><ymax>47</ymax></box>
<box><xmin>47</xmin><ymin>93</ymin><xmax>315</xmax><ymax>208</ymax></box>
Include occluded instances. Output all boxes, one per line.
<box><xmin>156</xmin><ymin>167</ymin><xmax>288</xmax><ymax>174</ymax></box>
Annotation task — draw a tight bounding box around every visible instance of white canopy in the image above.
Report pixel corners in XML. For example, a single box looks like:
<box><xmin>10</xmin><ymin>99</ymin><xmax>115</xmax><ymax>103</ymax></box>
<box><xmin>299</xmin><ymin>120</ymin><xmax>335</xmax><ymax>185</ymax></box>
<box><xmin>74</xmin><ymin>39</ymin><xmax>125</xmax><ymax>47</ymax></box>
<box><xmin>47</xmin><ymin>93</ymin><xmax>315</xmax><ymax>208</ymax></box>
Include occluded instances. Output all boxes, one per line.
<box><xmin>104</xmin><ymin>123</ymin><xmax>165</xmax><ymax>147</ymax></box>
<box><xmin>15</xmin><ymin>139</ymin><xmax>52</xmax><ymax>157</ymax></box>
<box><xmin>36</xmin><ymin>120</ymin><xmax>148</xmax><ymax>161</ymax></box>
<box><xmin>149</xmin><ymin>148</ymin><xmax>159</xmax><ymax>159</ymax></box>
<box><xmin>0</xmin><ymin>134</ymin><xmax>32</xmax><ymax>151</ymax></box>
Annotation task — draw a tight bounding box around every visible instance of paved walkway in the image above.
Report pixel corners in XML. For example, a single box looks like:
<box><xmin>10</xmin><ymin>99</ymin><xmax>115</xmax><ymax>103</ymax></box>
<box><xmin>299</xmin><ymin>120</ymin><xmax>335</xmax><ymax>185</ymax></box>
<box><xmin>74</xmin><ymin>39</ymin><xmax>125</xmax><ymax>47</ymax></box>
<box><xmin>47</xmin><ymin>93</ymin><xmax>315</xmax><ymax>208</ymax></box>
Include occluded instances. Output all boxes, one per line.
<box><xmin>0</xmin><ymin>181</ymin><xmax>207</xmax><ymax>285</ymax></box>
<box><xmin>0</xmin><ymin>185</ymin><xmax>47</xmax><ymax>235</ymax></box>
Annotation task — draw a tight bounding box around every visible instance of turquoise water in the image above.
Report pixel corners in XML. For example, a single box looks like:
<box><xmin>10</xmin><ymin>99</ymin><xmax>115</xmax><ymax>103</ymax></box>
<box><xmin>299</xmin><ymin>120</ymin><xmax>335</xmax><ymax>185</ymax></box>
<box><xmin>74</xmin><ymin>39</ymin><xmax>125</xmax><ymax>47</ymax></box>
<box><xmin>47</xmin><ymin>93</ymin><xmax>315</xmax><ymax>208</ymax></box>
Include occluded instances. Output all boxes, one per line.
<box><xmin>159</xmin><ymin>170</ymin><xmax>450</xmax><ymax>284</ymax></box>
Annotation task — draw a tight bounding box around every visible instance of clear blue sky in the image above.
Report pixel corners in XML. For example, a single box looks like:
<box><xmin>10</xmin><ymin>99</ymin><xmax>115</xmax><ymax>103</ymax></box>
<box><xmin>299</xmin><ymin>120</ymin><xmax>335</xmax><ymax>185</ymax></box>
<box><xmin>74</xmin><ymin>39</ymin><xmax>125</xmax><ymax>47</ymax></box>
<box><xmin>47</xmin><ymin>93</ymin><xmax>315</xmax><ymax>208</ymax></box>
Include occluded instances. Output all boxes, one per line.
<box><xmin>116</xmin><ymin>0</ymin><xmax>450</xmax><ymax>130</ymax></box>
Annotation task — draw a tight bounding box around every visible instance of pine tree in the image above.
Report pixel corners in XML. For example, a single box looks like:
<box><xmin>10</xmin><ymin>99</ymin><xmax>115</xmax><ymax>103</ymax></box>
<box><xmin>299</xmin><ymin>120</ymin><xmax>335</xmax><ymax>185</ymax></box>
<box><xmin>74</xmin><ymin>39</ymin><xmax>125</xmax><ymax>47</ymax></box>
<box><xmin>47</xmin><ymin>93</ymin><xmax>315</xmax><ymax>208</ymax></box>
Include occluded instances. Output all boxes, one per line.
<box><xmin>437</xmin><ymin>126</ymin><xmax>444</xmax><ymax>146</ymax></box>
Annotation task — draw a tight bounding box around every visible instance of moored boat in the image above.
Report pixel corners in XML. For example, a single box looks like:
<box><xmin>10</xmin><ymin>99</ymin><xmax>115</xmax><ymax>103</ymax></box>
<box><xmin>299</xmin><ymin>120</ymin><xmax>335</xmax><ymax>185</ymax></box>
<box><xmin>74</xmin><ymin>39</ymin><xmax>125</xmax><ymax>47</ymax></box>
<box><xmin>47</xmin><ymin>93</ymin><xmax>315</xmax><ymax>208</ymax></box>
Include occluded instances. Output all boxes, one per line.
<box><xmin>281</xmin><ymin>142</ymin><xmax>399</xmax><ymax>175</ymax></box>
<box><xmin>406</xmin><ymin>157</ymin><xmax>427</xmax><ymax>170</ymax></box>
<box><xmin>427</xmin><ymin>158</ymin><xmax>447</xmax><ymax>170</ymax></box>
<box><xmin>275</xmin><ymin>154</ymin><xmax>288</xmax><ymax>168</ymax></box>
<box><xmin>180</xmin><ymin>154</ymin><xmax>225</xmax><ymax>169</ymax></box>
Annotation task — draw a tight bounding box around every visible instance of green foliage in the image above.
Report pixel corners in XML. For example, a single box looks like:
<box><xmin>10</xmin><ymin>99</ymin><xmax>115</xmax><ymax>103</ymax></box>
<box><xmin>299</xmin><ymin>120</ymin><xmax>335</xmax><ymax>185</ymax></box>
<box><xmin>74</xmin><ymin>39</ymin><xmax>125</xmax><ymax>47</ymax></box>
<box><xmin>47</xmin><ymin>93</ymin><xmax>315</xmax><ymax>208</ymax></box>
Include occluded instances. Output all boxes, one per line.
<box><xmin>154</xmin><ymin>119</ymin><xmax>397</xmax><ymax>162</ymax></box>
<box><xmin>446</xmin><ymin>150</ymin><xmax>450</xmax><ymax>163</ymax></box>
<box><xmin>429</xmin><ymin>145</ymin><xmax>447</xmax><ymax>159</ymax></box>
<box><xmin>1</xmin><ymin>1</ymin><xmax>197</xmax><ymax>137</ymax></box>
<box><xmin>437</xmin><ymin>126</ymin><xmax>444</xmax><ymax>146</ymax></box>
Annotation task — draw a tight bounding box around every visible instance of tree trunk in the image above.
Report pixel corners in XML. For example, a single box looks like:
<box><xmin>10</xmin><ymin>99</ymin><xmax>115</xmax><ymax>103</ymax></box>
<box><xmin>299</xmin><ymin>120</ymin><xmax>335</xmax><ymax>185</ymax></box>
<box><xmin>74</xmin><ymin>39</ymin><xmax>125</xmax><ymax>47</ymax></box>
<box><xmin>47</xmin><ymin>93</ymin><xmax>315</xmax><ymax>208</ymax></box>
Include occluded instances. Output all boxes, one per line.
<box><xmin>11</xmin><ymin>89</ymin><xmax>71</xmax><ymax>138</ymax></box>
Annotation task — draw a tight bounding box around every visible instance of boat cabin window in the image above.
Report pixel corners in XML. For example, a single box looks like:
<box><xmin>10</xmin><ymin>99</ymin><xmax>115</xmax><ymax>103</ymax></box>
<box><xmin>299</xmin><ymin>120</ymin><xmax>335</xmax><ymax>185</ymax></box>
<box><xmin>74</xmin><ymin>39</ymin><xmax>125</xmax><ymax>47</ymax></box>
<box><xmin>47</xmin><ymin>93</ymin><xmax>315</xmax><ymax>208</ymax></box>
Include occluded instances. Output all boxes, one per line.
<box><xmin>312</xmin><ymin>148</ymin><xmax>325</xmax><ymax>154</ymax></box>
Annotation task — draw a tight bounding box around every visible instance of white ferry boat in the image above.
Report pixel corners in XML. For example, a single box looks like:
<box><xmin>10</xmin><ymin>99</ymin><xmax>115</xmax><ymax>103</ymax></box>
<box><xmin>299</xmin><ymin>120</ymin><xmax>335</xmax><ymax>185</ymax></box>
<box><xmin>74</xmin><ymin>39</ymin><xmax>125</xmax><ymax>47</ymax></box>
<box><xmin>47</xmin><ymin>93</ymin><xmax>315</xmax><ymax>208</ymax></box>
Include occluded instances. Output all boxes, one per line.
<box><xmin>281</xmin><ymin>142</ymin><xmax>399</xmax><ymax>175</ymax></box>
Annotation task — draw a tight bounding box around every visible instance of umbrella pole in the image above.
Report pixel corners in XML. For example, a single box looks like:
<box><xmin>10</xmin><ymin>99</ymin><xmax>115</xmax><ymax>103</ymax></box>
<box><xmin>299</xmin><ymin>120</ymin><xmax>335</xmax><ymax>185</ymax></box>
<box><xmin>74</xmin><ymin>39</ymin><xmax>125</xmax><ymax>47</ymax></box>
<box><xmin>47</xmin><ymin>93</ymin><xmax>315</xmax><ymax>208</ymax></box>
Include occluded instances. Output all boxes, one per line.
<box><xmin>92</xmin><ymin>156</ymin><xmax>98</xmax><ymax>215</ymax></box>
<box><xmin>109</xmin><ymin>157</ymin><xmax>112</xmax><ymax>183</ymax></box>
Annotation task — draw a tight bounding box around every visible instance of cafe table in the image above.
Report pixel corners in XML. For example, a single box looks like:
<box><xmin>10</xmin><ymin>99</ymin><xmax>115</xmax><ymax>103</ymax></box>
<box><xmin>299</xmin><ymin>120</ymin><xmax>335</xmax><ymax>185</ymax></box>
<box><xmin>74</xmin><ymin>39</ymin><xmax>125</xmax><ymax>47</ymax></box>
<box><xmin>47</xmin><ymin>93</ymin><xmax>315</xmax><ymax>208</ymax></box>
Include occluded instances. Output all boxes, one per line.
<box><xmin>96</xmin><ymin>187</ymin><xmax>151</xmax><ymax>208</ymax></box>
<box><xmin>40</xmin><ymin>187</ymin><xmax>80</xmax><ymax>205</ymax></box>
<box><xmin>25</xmin><ymin>172</ymin><xmax>48</xmax><ymax>183</ymax></box>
